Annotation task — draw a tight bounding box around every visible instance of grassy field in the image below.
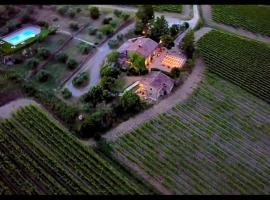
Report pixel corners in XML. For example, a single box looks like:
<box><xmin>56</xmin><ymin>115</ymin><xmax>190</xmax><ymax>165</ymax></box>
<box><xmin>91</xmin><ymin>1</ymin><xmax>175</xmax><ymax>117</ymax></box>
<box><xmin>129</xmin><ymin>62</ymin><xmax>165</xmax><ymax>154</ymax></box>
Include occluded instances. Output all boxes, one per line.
<box><xmin>0</xmin><ymin>104</ymin><xmax>154</xmax><ymax>194</ymax></box>
<box><xmin>107</xmin><ymin>73</ymin><xmax>270</xmax><ymax>194</ymax></box>
<box><xmin>197</xmin><ymin>29</ymin><xmax>270</xmax><ymax>104</ymax></box>
<box><xmin>212</xmin><ymin>5</ymin><xmax>270</xmax><ymax>36</ymax></box>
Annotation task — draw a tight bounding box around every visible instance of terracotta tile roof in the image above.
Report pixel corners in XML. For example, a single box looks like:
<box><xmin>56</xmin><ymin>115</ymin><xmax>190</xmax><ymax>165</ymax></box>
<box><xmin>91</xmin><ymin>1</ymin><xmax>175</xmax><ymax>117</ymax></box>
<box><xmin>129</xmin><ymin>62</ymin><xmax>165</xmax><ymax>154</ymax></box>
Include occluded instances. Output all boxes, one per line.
<box><xmin>142</xmin><ymin>71</ymin><xmax>174</xmax><ymax>91</ymax></box>
<box><xmin>118</xmin><ymin>37</ymin><xmax>158</xmax><ymax>58</ymax></box>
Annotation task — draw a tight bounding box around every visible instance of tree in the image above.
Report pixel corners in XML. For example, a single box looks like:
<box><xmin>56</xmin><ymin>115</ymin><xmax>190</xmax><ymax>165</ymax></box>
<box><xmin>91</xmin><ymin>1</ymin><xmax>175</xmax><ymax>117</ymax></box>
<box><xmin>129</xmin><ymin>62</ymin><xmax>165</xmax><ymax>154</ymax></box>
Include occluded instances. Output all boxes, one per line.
<box><xmin>67</xmin><ymin>58</ymin><xmax>78</xmax><ymax>70</ymax></box>
<box><xmin>181</xmin><ymin>30</ymin><xmax>195</xmax><ymax>58</ymax></box>
<box><xmin>136</xmin><ymin>5</ymin><xmax>154</xmax><ymax>27</ymax></box>
<box><xmin>89</xmin><ymin>6</ymin><xmax>100</xmax><ymax>19</ymax></box>
<box><xmin>160</xmin><ymin>34</ymin><xmax>174</xmax><ymax>49</ymax></box>
<box><xmin>37</xmin><ymin>70</ymin><xmax>50</xmax><ymax>82</ymax></box>
<box><xmin>78</xmin><ymin>43</ymin><xmax>92</xmax><ymax>55</ymax></box>
<box><xmin>69</xmin><ymin>21</ymin><xmax>79</xmax><ymax>31</ymax></box>
<box><xmin>106</xmin><ymin>50</ymin><xmax>119</xmax><ymax>64</ymax></box>
<box><xmin>56</xmin><ymin>53</ymin><xmax>68</xmax><ymax>63</ymax></box>
<box><xmin>37</xmin><ymin>48</ymin><xmax>50</xmax><ymax>60</ymax></box>
<box><xmin>57</xmin><ymin>5</ymin><xmax>69</xmax><ymax>16</ymax></box>
<box><xmin>170</xmin><ymin>24</ymin><xmax>180</xmax><ymax>37</ymax></box>
<box><xmin>149</xmin><ymin>15</ymin><xmax>169</xmax><ymax>42</ymax></box>
<box><xmin>100</xmin><ymin>76</ymin><xmax>116</xmax><ymax>91</ymax></box>
<box><xmin>128</xmin><ymin>52</ymin><xmax>148</xmax><ymax>75</ymax></box>
<box><xmin>171</xmin><ymin>67</ymin><xmax>181</xmax><ymax>78</ymax></box>
<box><xmin>101</xmin><ymin>24</ymin><xmax>114</xmax><ymax>35</ymax></box>
<box><xmin>101</xmin><ymin>65</ymin><xmax>120</xmax><ymax>78</ymax></box>
<box><xmin>27</xmin><ymin>58</ymin><xmax>39</xmax><ymax>69</ymax></box>
<box><xmin>135</xmin><ymin>5</ymin><xmax>154</xmax><ymax>35</ymax></box>
<box><xmin>83</xmin><ymin>85</ymin><xmax>104</xmax><ymax>107</ymax></box>
<box><xmin>120</xmin><ymin>91</ymin><xmax>142</xmax><ymax>113</ymax></box>
<box><xmin>62</xmin><ymin>88</ymin><xmax>72</xmax><ymax>99</ymax></box>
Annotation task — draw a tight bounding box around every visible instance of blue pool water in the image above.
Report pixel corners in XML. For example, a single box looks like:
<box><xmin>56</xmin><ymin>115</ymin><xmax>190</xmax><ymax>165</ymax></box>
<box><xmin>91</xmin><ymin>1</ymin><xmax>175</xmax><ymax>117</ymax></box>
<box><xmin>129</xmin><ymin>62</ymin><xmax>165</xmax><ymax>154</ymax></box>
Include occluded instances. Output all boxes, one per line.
<box><xmin>2</xmin><ymin>26</ymin><xmax>41</xmax><ymax>46</ymax></box>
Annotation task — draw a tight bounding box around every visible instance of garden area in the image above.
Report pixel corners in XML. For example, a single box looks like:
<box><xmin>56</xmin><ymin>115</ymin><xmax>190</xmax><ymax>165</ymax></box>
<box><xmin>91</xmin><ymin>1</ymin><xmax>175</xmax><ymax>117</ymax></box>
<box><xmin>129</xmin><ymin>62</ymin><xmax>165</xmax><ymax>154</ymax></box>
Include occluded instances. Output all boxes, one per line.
<box><xmin>31</xmin><ymin>39</ymin><xmax>94</xmax><ymax>92</ymax></box>
<box><xmin>212</xmin><ymin>5</ymin><xmax>270</xmax><ymax>36</ymax></box>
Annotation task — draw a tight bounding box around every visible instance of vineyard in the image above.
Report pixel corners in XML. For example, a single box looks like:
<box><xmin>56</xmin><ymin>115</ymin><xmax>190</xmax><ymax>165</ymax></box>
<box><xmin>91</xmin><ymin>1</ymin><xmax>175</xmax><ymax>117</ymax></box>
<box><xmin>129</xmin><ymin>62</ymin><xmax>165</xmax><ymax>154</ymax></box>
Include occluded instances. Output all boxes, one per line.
<box><xmin>197</xmin><ymin>29</ymin><xmax>270</xmax><ymax>104</ymax></box>
<box><xmin>212</xmin><ymin>5</ymin><xmax>270</xmax><ymax>36</ymax></box>
<box><xmin>108</xmin><ymin>73</ymin><xmax>270</xmax><ymax>194</ymax></box>
<box><xmin>0</xmin><ymin>105</ymin><xmax>153</xmax><ymax>195</ymax></box>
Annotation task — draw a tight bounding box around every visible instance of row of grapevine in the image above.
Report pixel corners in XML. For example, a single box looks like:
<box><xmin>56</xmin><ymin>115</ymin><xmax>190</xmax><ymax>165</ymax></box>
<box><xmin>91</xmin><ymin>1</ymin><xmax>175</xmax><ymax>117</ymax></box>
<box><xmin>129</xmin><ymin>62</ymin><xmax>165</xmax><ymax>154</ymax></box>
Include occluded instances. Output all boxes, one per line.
<box><xmin>109</xmin><ymin>74</ymin><xmax>270</xmax><ymax>194</ymax></box>
<box><xmin>0</xmin><ymin>105</ymin><xmax>153</xmax><ymax>194</ymax></box>
<box><xmin>212</xmin><ymin>5</ymin><xmax>270</xmax><ymax>36</ymax></box>
<box><xmin>197</xmin><ymin>29</ymin><xmax>270</xmax><ymax>104</ymax></box>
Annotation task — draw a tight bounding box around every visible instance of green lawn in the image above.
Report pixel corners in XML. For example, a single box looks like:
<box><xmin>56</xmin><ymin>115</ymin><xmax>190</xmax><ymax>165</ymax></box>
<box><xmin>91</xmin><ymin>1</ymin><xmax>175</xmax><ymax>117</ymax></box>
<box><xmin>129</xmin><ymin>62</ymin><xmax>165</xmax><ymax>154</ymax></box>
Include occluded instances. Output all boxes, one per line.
<box><xmin>212</xmin><ymin>5</ymin><xmax>270</xmax><ymax>36</ymax></box>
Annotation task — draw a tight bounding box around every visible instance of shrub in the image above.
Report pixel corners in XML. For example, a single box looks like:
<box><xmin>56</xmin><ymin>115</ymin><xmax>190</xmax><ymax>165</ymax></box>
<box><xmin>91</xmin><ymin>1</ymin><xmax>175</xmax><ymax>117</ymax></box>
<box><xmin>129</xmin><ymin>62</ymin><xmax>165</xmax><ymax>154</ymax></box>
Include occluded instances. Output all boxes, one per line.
<box><xmin>78</xmin><ymin>43</ymin><xmax>92</xmax><ymax>55</ymax></box>
<box><xmin>96</xmin><ymin>31</ymin><xmax>103</xmax><ymax>39</ymax></box>
<box><xmin>68</xmin><ymin>9</ymin><xmax>76</xmax><ymax>18</ymax></box>
<box><xmin>120</xmin><ymin>91</ymin><xmax>142</xmax><ymax>113</ymax></box>
<box><xmin>72</xmin><ymin>72</ymin><xmax>88</xmax><ymax>87</ymax></box>
<box><xmin>113</xmin><ymin>9</ymin><xmax>122</xmax><ymax>17</ymax></box>
<box><xmin>83</xmin><ymin>85</ymin><xmax>104</xmax><ymax>107</ymax></box>
<box><xmin>62</xmin><ymin>88</ymin><xmax>72</xmax><ymax>99</ymax></box>
<box><xmin>26</xmin><ymin>58</ymin><xmax>39</xmax><ymax>69</ymax></box>
<box><xmin>171</xmin><ymin>67</ymin><xmax>181</xmax><ymax>78</ymax></box>
<box><xmin>108</xmin><ymin>39</ymin><xmax>119</xmax><ymax>49</ymax></box>
<box><xmin>37</xmin><ymin>48</ymin><xmax>50</xmax><ymax>60</ymax></box>
<box><xmin>69</xmin><ymin>21</ymin><xmax>79</xmax><ymax>31</ymax></box>
<box><xmin>170</xmin><ymin>24</ymin><xmax>180</xmax><ymax>37</ymax></box>
<box><xmin>56</xmin><ymin>53</ymin><xmax>68</xmax><ymax>63</ymax></box>
<box><xmin>110</xmin><ymin>20</ymin><xmax>117</xmax><ymax>28</ymax></box>
<box><xmin>89</xmin><ymin>6</ymin><xmax>100</xmax><ymax>19</ymax></box>
<box><xmin>76</xmin><ymin>8</ymin><xmax>81</xmax><ymax>13</ymax></box>
<box><xmin>67</xmin><ymin>58</ymin><xmax>78</xmax><ymax>70</ymax></box>
<box><xmin>103</xmin><ymin>17</ymin><xmax>112</xmax><ymax>24</ymax></box>
<box><xmin>37</xmin><ymin>20</ymin><xmax>49</xmax><ymax>28</ymax></box>
<box><xmin>37</xmin><ymin>70</ymin><xmax>50</xmax><ymax>82</ymax></box>
<box><xmin>106</xmin><ymin>50</ymin><xmax>120</xmax><ymax>64</ymax></box>
<box><xmin>101</xmin><ymin>24</ymin><xmax>114</xmax><ymax>35</ymax></box>
<box><xmin>122</xmin><ymin>13</ymin><xmax>130</xmax><ymax>20</ymax></box>
<box><xmin>88</xmin><ymin>26</ymin><xmax>97</xmax><ymax>35</ymax></box>
<box><xmin>57</xmin><ymin>5</ymin><xmax>69</xmax><ymax>16</ymax></box>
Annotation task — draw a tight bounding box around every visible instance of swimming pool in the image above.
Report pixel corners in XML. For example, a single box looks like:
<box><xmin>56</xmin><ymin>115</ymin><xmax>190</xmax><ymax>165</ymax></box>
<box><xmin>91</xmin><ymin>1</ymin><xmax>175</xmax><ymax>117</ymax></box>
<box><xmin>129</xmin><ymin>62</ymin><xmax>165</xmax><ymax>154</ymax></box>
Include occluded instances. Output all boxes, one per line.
<box><xmin>2</xmin><ymin>26</ymin><xmax>41</xmax><ymax>46</ymax></box>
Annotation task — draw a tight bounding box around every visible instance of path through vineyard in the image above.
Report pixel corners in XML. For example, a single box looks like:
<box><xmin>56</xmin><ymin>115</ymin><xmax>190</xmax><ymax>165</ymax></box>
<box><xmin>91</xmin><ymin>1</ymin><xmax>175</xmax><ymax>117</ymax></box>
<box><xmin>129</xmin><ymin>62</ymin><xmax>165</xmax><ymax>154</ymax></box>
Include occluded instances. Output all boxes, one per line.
<box><xmin>103</xmin><ymin>58</ymin><xmax>205</xmax><ymax>142</ymax></box>
<box><xmin>201</xmin><ymin>5</ymin><xmax>270</xmax><ymax>44</ymax></box>
<box><xmin>0</xmin><ymin>98</ymin><xmax>39</xmax><ymax>119</ymax></box>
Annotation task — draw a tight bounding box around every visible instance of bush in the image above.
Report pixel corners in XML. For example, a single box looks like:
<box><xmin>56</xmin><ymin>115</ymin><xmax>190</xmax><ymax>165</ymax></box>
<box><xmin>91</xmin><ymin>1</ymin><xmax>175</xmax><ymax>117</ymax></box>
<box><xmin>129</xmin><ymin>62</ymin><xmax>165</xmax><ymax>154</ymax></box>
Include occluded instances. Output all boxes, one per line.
<box><xmin>88</xmin><ymin>26</ymin><xmax>97</xmax><ymax>35</ymax></box>
<box><xmin>72</xmin><ymin>72</ymin><xmax>88</xmax><ymax>87</ymax></box>
<box><xmin>96</xmin><ymin>31</ymin><xmax>103</xmax><ymax>39</ymax></box>
<box><xmin>89</xmin><ymin>6</ymin><xmax>100</xmax><ymax>19</ymax></box>
<box><xmin>101</xmin><ymin>24</ymin><xmax>114</xmax><ymax>35</ymax></box>
<box><xmin>78</xmin><ymin>43</ymin><xmax>92</xmax><ymax>55</ymax></box>
<box><xmin>37</xmin><ymin>70</ymin><xmax>50</xmax><ymax>82</ymax></box>
<box><xmin>56</xmin><ymin>53</ymin><xmax>68</xmax><ymax>63</ymax></box>
<box><xmin>110</xmin><ymin>20</ymin><xmax>117</xmax><ymax>28</ymax></box>
<box><xmin>76</xmin><ymin>8</ymin><xmax>81</xmax><ymax>13</ymax></box>
<box><xmin>113</xmin><ymin>9</ymin><xmax>122</xmax><ymax>17</ymax></box>
<box><xmin>69</xmin><ymin>21</ymin><xmax>79</xmax><ymax>31</ymax></box>
<box><xmin>57</xmin><ymin>5</ymin><xmax>69</xmax><ymax>16</ymax></box>
<box><xmin>100</xmin><ymin>76</ymin><xmax>116</xmax><ymax>91</ymax></box>
<box><xmin>108</xmin><ymin>39</ymin><xmax>119</xmax><ymax>49</ymax></box>
<box><xmin>120</xmin><ymin>91</ymin><xmax>142</xmax><ymax>113</ymax></box>
<box><xmin>121</xmin><ymin>13</ymin><xmax>130</xmax><ymax>20</ymax></box>
<box><xmin>106</xmin><ymin>50</ymin><xmax>120</xmax><ymax>64</ymax></box>
<box><xmin>67</xmin><ymin>58</ymin><xmax>78</xmax><ymax>70</ymax></box>
<box><xmin>170</xmin><ymin>67</ymin><xmax>181</xmax><ymax>78</ymax></box>
<box><xmin>68</xmin><ymin>9</ymin><xmax>76</xmax><ymax>18</ymax></box>
<box><xmin>26</xmin><ymin>58</ymin><xmax>39</xmax><ymax>69</ymax></box>
<box><xmin>103</xmin><ymin>17</ymin><xmax>112</xmax><ymax>24</ymax></box>
<box><xmin>37</xmin><ymin>48</ymin><xmax>50</xmax><ymax>60</ymax></box>
<box><xmin>37</xmin><ymin>20</ymin><xmax>49</xmax><ymax>28</ymax></box>
<box><xmin>62</xmin><ymin>88</ymin><xmax>72</xmax><ymax>99</ymax></box>
<box><xmin>170</xmin><ymin>24</ymin><xmax>180</xmax><ymax>37</ymax></box>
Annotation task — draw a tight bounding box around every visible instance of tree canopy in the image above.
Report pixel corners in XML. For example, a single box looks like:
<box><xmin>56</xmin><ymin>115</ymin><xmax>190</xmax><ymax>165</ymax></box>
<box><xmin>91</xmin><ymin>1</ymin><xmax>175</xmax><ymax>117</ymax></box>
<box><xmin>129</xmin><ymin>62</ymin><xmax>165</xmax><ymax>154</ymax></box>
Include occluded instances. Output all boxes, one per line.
<box><xmin>148</xmin><ymin>15</ymin><xmax>169</xmax><ymax>42</ymax></box>
<box><xmin>181</xmin><ymin>30</ymin><xmax>195</xmax><ymax>58</ymax></box>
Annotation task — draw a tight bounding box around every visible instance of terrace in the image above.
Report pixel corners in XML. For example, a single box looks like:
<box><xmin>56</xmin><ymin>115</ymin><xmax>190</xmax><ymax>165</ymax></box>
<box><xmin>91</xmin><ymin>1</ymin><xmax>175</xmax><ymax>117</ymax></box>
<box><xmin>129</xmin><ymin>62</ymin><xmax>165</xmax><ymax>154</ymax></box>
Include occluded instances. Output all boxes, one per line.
<box><xmin>147</xmin><ymin>47</ymin><xmax>187</xmax><ymax>72</ymax></box>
